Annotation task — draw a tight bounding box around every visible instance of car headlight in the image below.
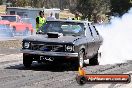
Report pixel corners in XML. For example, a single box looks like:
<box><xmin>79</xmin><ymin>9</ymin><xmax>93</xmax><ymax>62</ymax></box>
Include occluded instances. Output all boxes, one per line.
<box><xmin>66</xmin><ymin>45</ymin><xmax>74</xmax><ymax>52</ymax></box>
<box><xmin>24</xmin><ymin>42</ymin><xmax>30</xmax><ymax>49</ymax></box>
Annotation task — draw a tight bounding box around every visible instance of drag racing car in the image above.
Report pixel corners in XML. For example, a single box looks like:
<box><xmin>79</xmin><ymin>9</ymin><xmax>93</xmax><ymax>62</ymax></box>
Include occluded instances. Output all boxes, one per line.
<box><xmin>21</xmin><ymin>20</ymin><xmax>103</xmax><ymax>68</ymax></box>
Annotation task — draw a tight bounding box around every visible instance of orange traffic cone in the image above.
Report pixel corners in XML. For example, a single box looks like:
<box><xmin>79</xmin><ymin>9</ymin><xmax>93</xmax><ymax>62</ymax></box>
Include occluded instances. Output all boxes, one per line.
<box><xmin>78</xmin><ymin>67</ymin><xmax>86</xmax><ymax>76</ymax></box>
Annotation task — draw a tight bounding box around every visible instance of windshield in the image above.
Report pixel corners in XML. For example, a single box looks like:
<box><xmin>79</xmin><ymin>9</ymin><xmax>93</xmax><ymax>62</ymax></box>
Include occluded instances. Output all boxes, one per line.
<box><xmin>1</xmin><ymin>16</ymin><xmax>16</xmax><ymax>22</ymax></box>
<box><xmin>39</xmin><ymin>21</ymin><xmax>85</xmax><ymax>36</ymax></box>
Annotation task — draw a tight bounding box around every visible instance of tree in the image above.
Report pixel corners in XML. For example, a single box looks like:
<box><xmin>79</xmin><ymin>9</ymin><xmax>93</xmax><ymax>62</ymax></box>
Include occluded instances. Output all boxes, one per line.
<box><xmin>110</xmin><ymin>0</ymin><xmax>132</xmax><ymax>16</ymax></box>
<box><xmin>0</xmin><ymin>0</ymin><xmax>3</xmax><ymax>5</ymax></box>
<box><xmin>76</xmin><ymin>0</ymin><xmax>110</xmax><ymax>22</ymax></box>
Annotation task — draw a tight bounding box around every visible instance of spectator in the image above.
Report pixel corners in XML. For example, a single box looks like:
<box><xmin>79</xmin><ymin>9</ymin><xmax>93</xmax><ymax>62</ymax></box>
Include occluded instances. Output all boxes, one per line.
<box><xmin>36</xmin><ymin>10</ymin><xmax>46</xmax><ymax>33</ymax></box>
<box><xmin>46</xmin><ymin>12</ymin><xmax>56</xmax><ymax>21</ymax></box>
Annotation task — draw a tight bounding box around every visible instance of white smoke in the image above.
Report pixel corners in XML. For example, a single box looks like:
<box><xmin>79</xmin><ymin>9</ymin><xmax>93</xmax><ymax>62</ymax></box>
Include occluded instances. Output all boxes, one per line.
<box><xmin>97</xmin><ymin>8</ymin><xmax>132</xmax><ymax>65</ymax></box>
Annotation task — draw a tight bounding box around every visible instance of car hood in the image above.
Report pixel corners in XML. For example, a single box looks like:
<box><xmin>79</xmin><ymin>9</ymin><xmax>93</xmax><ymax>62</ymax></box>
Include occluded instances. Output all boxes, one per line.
<box><xmin>23</xmin><ymin>34</ymin><xmax>82</xmax><ymax>44</ymax></box>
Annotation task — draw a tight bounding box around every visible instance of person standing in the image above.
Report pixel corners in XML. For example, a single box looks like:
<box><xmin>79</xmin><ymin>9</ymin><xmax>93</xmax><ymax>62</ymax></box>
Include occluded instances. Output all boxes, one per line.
<box><xmin>36</xmin><ymin>10</ymin><xmax>46</xmax><ymax>33</ymax></box>
<box><xmin>46</xmin><ymin>12</ymin><xmax>56</xmax><ymax>21</ymax></box>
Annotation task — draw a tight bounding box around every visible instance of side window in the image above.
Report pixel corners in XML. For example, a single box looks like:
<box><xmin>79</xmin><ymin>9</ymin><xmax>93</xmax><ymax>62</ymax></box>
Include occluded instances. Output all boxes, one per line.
<box><xmin>93</xmin><ymin>25</ymin><xmax>99</xmax><ymax>35</ymax></box>
<box><xmin>88</xmin><ymin>23</ymin><xmax>93</xmax><ymax>36</ymax></box>
<box><xmin>89</xmin><ymin>24</ymin><xmax>99</xmax><ymax>37</ymax></box>
<box><xmin>10</xmin><ymin>11</ymin><xmax>15</xmax><ymax>15</ymax></box>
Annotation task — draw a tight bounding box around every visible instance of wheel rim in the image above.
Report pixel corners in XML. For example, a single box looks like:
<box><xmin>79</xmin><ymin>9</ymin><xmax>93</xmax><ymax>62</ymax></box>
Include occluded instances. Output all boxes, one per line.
<box><xmin>79</xmin><ymin>52</ymin><xmax>84</xmax><ymax>68</ymax></box>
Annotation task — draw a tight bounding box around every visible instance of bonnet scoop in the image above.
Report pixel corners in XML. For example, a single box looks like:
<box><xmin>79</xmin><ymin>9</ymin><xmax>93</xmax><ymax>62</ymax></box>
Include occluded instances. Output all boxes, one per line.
<box><xmin>47</xmin><ymin>32</ymin><xmax>63</xmax><ymax>38</ymax></box>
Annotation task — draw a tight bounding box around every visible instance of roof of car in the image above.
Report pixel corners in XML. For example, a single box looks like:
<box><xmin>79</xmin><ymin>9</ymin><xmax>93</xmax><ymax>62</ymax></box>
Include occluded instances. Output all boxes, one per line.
<box><xmin>47</xmin><ymin>19</ymin><xmax>92</xmax><ymax>24</ymax></box>
<box><xmin>0</xmin><ymin>15</ymin><xmax>21</xmax><ymax>19</ymax></box>
<box><xmin>0</xmin><ymin>15</ymin><xmax>19</xmax><ymax>16</ymax></box>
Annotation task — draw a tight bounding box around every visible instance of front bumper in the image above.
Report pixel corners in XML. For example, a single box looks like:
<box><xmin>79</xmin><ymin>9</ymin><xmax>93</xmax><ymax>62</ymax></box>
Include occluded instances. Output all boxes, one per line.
<box><xmin>21</xmin><ymin>49</ymin><xmax>78</xmax><ymax>57</ymax></box>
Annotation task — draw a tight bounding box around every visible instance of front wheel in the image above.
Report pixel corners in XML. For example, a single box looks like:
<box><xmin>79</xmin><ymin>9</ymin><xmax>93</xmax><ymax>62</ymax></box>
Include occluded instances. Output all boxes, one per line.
<box><xmin>23</xmin><ymin>54</ymin><xmax>32</xmax><ymax>68</ymax></box>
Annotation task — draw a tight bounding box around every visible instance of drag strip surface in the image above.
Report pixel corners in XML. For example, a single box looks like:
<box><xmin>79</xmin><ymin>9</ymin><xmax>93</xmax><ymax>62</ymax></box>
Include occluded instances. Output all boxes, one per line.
<box><xmin>0</xmin><ymin>39</ymin><xmax>132</xmax><ymax>88</ymax></box>
<box><xmin>0</xmin><ymin>53</ymin><xmax>131</xmax><ymax>88</ymax></box>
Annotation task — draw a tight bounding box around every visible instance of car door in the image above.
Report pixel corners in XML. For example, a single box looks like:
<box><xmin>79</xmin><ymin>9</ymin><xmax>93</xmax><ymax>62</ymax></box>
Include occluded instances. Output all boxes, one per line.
<box><xmin>85</xmin><ymin>23</ymin><xmax>95</xmax><ymax>58</ymax></box>
<box><xmin>89</xmin><ymin>24</ymin><xmax>101</xmax><ymax>55</ymax></box>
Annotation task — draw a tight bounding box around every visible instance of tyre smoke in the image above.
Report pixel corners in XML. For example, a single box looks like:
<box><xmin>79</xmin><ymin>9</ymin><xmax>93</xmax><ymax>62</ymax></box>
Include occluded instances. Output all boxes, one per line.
<box><xmin>97</xmin><ymin>8</ymin><xmax>132</xmax><ymax>65</ymax></box>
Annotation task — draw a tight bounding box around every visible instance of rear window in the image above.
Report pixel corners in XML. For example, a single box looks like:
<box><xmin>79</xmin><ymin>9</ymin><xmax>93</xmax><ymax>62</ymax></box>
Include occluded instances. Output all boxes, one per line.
<box><xmin>1</xmin><ymin>16</ymin><xmax>16</xmax><ymax>22</ymax></box>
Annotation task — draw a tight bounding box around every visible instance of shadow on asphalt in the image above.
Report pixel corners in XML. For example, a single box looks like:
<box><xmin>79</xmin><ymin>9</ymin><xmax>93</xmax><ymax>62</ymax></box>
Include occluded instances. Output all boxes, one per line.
<box><xmin>5</xmin><ymin>62</ymin><xmax>79</xmax><ymax>72</ymax></box>
<box><xmin>6</xmin><ymin>60</ymin><xmax>132</xmax><ymax>72</ymax></box>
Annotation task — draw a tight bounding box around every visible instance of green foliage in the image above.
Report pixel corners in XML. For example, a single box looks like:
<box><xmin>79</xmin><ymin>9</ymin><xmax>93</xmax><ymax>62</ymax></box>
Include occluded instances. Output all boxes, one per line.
<box><xmin>5</xmin><ymin>0</ymin><xmax>77</xmax><ymax>9</ymax></box>
<box><xmin>76</xmin><ymin>0</ymin><xmax>132</xmax><ymax>22</ymax></box>
<box><xmin>76</xmin><ymin>0</ymin><xmax>110</xmax><ymax>22</ymax></box>
<box><xmin>4</xmin><ymin>0</ymin><xmax>132</xmax><ymax>21</ymax></box>
<box><xmin>0</xmin><ymin>0</ymin><xmax>3</xmax><ymax>5</ymax></box>
<box><xmin>110</xmin><ymin>0</ymin><xmax>132</xmax><ymax>16</ymax></box>
<box><xmin>15</xmin><ymin>0</ymin><xmax>28</xmax><ymax>7</ymax></box>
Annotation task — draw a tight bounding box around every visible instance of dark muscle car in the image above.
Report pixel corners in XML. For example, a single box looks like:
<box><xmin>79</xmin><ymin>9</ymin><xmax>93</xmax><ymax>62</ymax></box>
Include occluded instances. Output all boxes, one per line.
<box><xmin>21</xmin><ymin>20</ymin><xmax>103</xmax><ymax>68</ymax></box>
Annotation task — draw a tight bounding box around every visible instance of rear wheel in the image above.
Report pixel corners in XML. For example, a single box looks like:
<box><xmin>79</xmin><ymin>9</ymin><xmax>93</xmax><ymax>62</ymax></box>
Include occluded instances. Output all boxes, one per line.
<box><xmin>89</xmin><ymin>53</ymin><xmax>99</xmax><ymax>65</ymax></box>
<box><xmin>23</xmin><ymin>54</ymin><xmax>32</xmax><ymax>68</ymax></box>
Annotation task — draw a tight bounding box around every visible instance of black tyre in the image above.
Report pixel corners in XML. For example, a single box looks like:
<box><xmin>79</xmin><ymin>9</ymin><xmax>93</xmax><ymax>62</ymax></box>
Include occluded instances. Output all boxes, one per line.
<box><xmin>23</xmin><ymin>54</ymin><xmax>32</xmax><ymax>68</ymax></box>
<box><xmin>89</xmin><ymin>53</ymin><xmax>99</xmax><ymax>65</ymax></box>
